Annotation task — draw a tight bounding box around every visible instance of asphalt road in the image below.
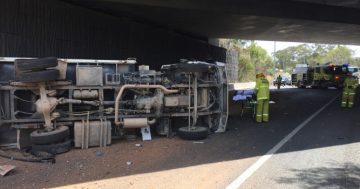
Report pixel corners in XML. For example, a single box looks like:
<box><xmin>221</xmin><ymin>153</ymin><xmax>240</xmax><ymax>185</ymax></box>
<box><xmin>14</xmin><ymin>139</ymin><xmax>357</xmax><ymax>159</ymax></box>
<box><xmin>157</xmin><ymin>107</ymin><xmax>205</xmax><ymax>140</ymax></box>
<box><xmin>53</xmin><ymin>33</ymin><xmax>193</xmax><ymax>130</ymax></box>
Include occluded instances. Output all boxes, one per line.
<box><xmin>239</xmin><ymin>88</ymin><xmax>360</xmax><ymax>189</ymax></box>
<box><xmin>2</xmin><ymin>87</ymin><xmax>359</xmax><ymax>189</ymax></box>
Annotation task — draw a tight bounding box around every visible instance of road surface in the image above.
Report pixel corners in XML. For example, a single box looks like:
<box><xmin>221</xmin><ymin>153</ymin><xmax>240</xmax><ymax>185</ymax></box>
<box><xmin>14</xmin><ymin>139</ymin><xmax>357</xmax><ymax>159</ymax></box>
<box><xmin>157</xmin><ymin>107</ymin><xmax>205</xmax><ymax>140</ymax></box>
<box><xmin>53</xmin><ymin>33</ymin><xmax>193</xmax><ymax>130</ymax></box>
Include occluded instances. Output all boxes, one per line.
<box><xmin>1</xmin><ymin>88</ymin><xmax>359</xmax><ymax>189</ymax></box>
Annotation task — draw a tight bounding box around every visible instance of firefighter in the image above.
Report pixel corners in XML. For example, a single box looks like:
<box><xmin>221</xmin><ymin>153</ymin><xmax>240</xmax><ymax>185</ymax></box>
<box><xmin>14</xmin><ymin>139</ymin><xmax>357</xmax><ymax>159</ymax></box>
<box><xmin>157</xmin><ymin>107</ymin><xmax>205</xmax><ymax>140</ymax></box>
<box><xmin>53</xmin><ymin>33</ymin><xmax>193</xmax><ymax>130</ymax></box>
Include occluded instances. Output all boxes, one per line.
<box><xmin>341</xmin><ymin>74</ymin><xmax>359</xmax><ymax>108</ymax></box>
<box><xmin>276</xmin><ymin>75</ymin><xmax>282</xmax><ymax>89</ymax></box>
<box><xmin>255</xmin><ymin>73</ymin><xmax>270</xmax><ymax>122</ymax></box>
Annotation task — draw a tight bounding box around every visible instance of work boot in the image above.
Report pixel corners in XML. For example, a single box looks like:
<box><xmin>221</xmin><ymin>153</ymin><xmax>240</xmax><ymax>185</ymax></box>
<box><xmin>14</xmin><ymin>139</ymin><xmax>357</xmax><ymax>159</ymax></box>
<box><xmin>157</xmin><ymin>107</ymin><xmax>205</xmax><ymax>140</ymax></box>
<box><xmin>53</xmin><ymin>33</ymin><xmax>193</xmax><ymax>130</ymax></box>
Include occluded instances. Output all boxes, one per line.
<box><xmin>263</xmin><ymin>114</ymin><xmax>269</xmax><ymax>122</ymax></box>
<box><xmin>341</xmin><ymin>101</ymin><xmax>347</xmax><ymax>108</ymax></box>
<box><xmin>256</xmin><ymin>114</ymin><xmax>262</xmax><ymax>122</ymax></box>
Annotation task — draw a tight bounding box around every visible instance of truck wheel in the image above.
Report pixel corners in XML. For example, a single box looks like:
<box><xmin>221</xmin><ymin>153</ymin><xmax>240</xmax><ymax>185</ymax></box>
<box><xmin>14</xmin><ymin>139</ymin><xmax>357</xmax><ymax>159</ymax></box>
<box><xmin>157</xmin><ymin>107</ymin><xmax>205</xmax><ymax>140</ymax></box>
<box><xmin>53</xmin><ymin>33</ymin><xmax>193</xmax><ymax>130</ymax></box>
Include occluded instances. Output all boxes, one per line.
<box><xmin>177</xmin><ymin>126</ymin><xmax>208</xmax><ymax>140</ymax></box>
<box><xmin>32</xmin><ymin>140</ymin><xmax>71</xmax><ymax>155</ymax></box>
<box><xmin>30</xmin><ymin>126</ymin><xmax>69</xmax><ymax>145</ymax></box>
<box><xmin>19</xmin><ymin>69</ymin><xmax>59</xmax><ymax>83</ymax></box>
<box><xmin>16</xmin><ymin>57</ymin><xmax>58</xmax><ymax>71</ymax></box>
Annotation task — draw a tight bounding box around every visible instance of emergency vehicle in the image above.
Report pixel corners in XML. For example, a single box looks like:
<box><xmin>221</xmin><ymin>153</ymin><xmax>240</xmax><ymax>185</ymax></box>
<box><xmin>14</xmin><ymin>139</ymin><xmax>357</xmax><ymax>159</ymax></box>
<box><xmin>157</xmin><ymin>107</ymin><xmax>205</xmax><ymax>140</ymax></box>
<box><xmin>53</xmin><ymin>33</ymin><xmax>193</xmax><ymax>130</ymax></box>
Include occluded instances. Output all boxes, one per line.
<box><xmin>291</xmin><ymin>63</ymin><xmax>351</xmax><ymax>89</ymax></box>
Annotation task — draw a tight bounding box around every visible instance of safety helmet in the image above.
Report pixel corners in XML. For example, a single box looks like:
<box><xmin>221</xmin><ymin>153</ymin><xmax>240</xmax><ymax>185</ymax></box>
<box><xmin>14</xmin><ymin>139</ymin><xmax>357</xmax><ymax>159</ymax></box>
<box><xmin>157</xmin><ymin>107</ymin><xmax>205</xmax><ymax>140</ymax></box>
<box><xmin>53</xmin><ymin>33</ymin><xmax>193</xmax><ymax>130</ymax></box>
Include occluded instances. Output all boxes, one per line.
<box><xmin>256</xmin><ymin>73</ymin><xmax>265</xmax><ymax>78</ymax></box>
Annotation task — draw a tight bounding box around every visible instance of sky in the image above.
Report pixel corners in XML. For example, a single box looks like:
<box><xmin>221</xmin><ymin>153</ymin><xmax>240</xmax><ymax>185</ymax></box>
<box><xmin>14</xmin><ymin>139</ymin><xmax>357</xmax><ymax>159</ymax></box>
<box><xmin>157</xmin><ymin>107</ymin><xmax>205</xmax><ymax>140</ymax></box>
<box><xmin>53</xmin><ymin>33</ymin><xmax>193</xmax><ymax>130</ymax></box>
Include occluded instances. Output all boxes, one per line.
<box><xmin>256</xmin><ymin>40</ymin><xmax>360</xmax><ymax>57</ymax></box>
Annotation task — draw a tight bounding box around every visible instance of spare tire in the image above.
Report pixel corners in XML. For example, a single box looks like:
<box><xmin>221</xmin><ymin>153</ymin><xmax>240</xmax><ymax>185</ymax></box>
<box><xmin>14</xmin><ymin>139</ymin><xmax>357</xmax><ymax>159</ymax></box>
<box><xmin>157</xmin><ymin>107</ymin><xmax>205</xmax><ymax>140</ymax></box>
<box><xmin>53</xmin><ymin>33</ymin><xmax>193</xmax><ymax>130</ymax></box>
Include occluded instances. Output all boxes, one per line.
<box><xmin>16</xmin><ymin>57</ymin><xmax>58</xmax><ymax>71</ymax></box>
<box><xmin>19</xmin><ymin>69</ymin><xmax>59</xmax><ymax>83</ymax></box>
<box><xmin>30</xmin><ymin>126</ymin><xmax>69</xmax><ymax>145</ymax></box>
<box><xmin>32</xmin><ymin>140</ymin><xmax>71</xmax><ymax>155</ymax></box>
<box><xmin>177</xmin><ymin>126</ymin><xmax>208</xmax><ymax>140</ymax></box>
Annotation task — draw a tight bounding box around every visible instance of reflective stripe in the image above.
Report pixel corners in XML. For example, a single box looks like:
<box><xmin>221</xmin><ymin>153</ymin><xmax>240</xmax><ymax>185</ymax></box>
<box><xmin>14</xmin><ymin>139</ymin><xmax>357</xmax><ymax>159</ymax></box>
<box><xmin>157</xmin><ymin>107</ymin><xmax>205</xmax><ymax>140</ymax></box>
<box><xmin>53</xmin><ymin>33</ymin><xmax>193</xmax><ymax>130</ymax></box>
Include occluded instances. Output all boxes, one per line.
<box><xmin>349</xmin><ymin>93</ymin><xmax>356</xmax><ymax>95</ymax></box>
<box><xmin>256</xmin><ymin>115</ymin><xmax>262</xmax><ymax>117</ymax></box>
<box><xmin>257</xmin><ymin>97</ymin><xmax>269</xmax><ymax>100</ymax></box>
<box><xmin>341</xmin><ymin>102</ymin><xmax>347</xmax><ymax>104</ymax></box>
<box><xmin>263</xmin><ymin>114</ymin><xmax>269</xmax><ymax>116</ymax></box>
<box><xmin>349</xmin><ymin>102</ymin><xmax>354</xmax><ymax>104</ymax></box>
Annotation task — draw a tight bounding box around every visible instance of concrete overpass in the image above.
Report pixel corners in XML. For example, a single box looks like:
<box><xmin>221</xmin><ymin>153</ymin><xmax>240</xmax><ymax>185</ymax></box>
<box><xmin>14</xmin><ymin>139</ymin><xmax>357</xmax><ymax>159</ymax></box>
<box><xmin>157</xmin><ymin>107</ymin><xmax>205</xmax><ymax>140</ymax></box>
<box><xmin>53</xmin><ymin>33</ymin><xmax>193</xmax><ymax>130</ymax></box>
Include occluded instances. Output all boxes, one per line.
<box><xmin>1</xmin><ymin>0</ymin><xmax>360</xmax><ymax>66</ymax></box>
<box><xmin>63</xmin><ymin>0</ymin><xmax>360</xmax><ymax>44</ymax></box>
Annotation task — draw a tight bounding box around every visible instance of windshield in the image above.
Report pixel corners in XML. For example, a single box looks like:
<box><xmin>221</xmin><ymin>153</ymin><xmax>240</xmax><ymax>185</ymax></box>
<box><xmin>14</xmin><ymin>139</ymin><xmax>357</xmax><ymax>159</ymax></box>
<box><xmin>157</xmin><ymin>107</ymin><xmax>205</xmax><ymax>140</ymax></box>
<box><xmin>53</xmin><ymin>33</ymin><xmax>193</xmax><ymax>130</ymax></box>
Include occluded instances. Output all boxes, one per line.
<box><xmin>348</xmin><ymin>67</ymin><xmax>359</xmax><ymax>73</ymax></box>
<box><xmin>324</xmin><ymin>65</ymin><xmax>347</xmax><ymax>75</ymax></box>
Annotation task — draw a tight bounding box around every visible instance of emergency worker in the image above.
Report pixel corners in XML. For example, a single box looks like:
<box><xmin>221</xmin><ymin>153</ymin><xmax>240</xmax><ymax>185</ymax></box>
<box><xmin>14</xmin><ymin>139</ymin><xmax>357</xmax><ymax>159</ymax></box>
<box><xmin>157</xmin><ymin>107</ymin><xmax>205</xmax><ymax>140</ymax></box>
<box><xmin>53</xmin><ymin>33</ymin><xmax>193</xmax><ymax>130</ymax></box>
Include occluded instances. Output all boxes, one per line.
<box><xmin>255</xmin><ymin>73</ymin><xmax>270</xmax><ymax>122</ymax></box>
<box><xmin>341</xmin><ymin>74</ymin><xmax>359</xmax><ymax>108</ymax></box>
<box><xmin>276</xmin><ymin>75</ymin><xmax>282</xmax><ymax>89</ymax></box>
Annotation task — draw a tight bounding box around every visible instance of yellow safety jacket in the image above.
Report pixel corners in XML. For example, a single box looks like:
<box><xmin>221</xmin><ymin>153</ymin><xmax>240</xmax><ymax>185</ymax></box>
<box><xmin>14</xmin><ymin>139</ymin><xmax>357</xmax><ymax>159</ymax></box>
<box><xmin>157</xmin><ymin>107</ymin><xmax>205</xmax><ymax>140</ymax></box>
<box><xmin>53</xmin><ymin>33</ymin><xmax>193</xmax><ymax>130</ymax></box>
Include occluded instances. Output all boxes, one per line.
<box><xmin>344</xmin><ymin>77</ymin><xmax>359</xmax><ymax>93</ymax></box>
<box><xmin>255</xmin><ymin>78</ymin><xmax>270</xmax><ymax>100</ymax></box>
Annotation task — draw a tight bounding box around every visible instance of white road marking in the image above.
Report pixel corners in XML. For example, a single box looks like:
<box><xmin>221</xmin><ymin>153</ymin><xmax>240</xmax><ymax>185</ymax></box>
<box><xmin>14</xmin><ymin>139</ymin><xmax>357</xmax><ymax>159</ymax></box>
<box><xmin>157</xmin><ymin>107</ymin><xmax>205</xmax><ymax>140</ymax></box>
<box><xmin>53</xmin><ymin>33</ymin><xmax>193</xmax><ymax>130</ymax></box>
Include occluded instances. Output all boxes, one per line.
<box><xmin>226</xmin><ymin>94</ymin><xmax>339</xmax><ymax>189</ymax></box>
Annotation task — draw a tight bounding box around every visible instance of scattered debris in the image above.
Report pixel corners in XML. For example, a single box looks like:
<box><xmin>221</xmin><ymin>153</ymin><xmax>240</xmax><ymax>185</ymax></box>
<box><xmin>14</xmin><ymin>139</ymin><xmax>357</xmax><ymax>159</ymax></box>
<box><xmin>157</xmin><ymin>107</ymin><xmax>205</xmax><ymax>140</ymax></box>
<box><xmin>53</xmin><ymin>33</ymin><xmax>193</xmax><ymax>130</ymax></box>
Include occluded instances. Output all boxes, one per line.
<box><xmin>135</xmin><ymin>144</ymin><xmax>142</xmax><ymax>147</ymax></box>
<box><xmin>96</xmin><ymin>151</ymin><xmax>104</xmax><ymax>157</ymax></box>
<box><xmin>141</xmin><ymin>127</ymin><xmax>152</xmax><ymax>141</ymax></box>
<box><xmin>0</xmin><ymin>165</ymin><xmax>16</xmax><ymax>176</ymax></box>
<box><xmin>192</xmin><ymin>141</ymin><xmax>205</xmax><ymax>144</ymax></box>
<box><xmin>126</xmin><ymin>161</ymin><xmax>132</xmax><ymax>166</ymax></box>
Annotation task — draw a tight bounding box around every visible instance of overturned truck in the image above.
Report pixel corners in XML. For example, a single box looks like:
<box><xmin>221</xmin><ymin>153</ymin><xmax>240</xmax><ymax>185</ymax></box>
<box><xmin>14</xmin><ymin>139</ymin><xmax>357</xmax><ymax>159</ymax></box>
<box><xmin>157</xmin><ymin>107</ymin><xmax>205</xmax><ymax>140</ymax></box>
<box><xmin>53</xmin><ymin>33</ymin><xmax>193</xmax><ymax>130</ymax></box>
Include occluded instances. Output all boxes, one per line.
<box><xmin>0</xmin><ymin>58</ymin><xmax>228</xmax><ymax>154</ymax></box>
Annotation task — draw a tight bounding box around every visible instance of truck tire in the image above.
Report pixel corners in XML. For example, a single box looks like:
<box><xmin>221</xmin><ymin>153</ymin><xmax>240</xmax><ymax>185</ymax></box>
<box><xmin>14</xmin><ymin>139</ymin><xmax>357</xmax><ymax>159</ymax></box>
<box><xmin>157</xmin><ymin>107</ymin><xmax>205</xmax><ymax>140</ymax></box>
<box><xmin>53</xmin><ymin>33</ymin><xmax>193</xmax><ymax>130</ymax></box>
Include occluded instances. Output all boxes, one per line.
<box><xmin>178</xmin><ymin>126</ymin><xmax>208</xmax><ymax>140</ymax></box>
<box><xmin>30</xmin><ymin>126</ymin><xmax>69</xmax><ymax>145</ymax></box>
<box><xmin>16</xmin><ymin>57</ymin><xmax>58</xmax><ymax>71</ymax></box>
<box><xmin>32</xmin><ymin>140</ymin><xmax>71</xmax><ymax>155</ymax></box>
<box><xmin>19</xmin><ymin>69</ymin><xmax>59</xmax><ymax>83</ymax></box>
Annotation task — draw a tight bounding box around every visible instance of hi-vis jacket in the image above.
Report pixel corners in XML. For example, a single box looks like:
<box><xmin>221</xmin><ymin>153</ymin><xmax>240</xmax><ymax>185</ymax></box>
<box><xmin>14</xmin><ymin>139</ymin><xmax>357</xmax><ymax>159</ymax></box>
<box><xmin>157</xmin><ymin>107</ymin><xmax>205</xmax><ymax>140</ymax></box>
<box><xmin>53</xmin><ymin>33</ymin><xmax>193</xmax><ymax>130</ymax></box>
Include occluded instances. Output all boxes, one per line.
<box><xmin>343</xmin><ymin>77</ymin><xmax>359</xmax><ymax>93</ymax></box>
<box><xmin>255</xmin><ymin>78</ymin><xmax>270</xmax><ymax>100</ymax></box>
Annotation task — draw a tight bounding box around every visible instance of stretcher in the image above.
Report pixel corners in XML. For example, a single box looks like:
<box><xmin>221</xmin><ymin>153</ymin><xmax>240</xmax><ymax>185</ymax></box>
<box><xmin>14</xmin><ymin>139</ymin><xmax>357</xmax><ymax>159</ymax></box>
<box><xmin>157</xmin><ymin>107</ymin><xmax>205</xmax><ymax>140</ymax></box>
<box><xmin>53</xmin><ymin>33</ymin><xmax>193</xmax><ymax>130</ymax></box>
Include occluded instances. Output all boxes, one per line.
<box><xmin>232</xmin><ymin>90</ymin><xmax>256</xmax><ymax>118</ymax></box>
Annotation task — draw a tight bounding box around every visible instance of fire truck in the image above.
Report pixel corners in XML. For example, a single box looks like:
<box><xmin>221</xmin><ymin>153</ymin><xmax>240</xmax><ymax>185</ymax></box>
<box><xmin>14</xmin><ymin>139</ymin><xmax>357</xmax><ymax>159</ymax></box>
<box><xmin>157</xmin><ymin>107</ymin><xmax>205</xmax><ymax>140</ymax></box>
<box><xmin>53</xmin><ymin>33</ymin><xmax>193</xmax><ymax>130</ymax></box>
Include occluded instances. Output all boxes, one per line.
<box><xmin>291</xmin><ymin>63</ymin><xmax>351</xmax><ymax>89</ymax></box>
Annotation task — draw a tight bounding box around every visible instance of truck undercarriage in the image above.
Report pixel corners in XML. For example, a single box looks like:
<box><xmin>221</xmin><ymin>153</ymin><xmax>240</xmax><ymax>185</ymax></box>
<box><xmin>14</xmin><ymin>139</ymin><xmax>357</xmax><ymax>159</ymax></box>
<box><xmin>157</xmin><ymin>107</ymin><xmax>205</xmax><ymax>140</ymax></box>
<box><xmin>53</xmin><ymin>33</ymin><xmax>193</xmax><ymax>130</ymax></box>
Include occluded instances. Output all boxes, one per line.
<box><xmin>0</xmin><ymin>58</ymin><xmax>228</xmax><ymax>152</ymax></box>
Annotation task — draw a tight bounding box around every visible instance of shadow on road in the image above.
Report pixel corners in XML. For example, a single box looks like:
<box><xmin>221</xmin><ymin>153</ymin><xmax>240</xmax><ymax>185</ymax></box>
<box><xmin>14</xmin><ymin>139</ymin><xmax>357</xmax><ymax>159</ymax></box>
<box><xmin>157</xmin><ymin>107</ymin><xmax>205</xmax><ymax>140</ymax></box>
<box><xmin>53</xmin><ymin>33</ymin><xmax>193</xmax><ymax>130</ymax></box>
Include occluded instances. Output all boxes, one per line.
<box><xmin>4</xmin><ymin>88</ymin><xmax>360</xmax><ymax>188</ymax></box>
<box><xmin>276</xmin><ymin>162</ymin><xmax>360</xmax><ymax>189</ymax></box>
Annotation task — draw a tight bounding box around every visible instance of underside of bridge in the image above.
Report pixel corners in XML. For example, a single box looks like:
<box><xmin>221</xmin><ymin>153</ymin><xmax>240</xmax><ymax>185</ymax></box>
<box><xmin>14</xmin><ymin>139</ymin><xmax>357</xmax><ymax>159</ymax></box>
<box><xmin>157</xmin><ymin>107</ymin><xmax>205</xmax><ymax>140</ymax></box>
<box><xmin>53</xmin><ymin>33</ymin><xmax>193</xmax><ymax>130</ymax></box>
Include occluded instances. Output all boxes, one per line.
<box><xmin>64</xmin><ymin>0</ymin><xmax>360</xmax><ymax>45</ymax></box>
<box><xmin>1</xmin><ymin>0</ymin><xmax>360</xmax><ymax>66</ymax></box>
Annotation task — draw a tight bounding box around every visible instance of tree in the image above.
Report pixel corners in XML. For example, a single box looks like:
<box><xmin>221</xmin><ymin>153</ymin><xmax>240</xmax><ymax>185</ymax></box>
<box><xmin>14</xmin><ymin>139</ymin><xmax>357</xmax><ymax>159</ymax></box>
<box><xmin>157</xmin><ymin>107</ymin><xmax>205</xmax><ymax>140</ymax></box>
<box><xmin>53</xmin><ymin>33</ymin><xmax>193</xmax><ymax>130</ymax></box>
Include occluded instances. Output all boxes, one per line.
<box><xmin>323</xmin><ymin>45</ymin><xmax>353</xmax><ymax>64</ymax></box>
<box><xmin>274</xmin><ymin>44</ymin><xmax>354</xmax><ymax>72</ymax></box>
<box><xmin>238</xmin><ymin>51</ymin><xmax>255</xmax><ymax>82</ymax></box>
<box><xmin>220</xmin><ymin>40</ymin><xmax>274</xmax><ymax>82</ymax></box>
<box><xmin>247</xmin><ymin>42</ymin><xmax>274</xmax><ymax>76</ymax></box>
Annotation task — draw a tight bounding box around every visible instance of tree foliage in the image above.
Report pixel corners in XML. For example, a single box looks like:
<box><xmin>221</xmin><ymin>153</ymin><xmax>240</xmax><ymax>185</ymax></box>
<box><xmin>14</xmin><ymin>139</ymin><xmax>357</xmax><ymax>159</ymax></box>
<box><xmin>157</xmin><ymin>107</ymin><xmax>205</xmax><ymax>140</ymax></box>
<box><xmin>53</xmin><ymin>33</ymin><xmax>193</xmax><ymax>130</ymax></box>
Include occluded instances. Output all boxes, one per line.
<box><xmin>248</xmin><ymin>42</ymin><xmax>274</xmax><ymax>76</ymax></box>
<box><xmin>220</xmin><ymin>39</ymin><xmax>359</xmax><ymax>82</ymax></box>
<box><xmin>274</xmin><ymin>44</ymin><xmax>356</xmax><ymax>72</ymax></box>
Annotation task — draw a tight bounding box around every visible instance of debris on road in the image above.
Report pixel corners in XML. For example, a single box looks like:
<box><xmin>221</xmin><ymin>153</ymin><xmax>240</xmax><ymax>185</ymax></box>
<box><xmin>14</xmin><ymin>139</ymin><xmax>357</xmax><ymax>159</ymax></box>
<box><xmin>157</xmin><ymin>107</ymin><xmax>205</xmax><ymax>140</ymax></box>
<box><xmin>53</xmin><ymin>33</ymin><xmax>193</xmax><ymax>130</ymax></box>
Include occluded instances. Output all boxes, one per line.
<box><xmin>96</xmin><ymin>151</ymin><xmax>104</xmax><ymax>157</ymax></box>
<box><xmin>126</xmin><ymin>161</ymin><xmax>132</xmax><ymax>166</ymax></box>
<box><xmin>192</xmin><ymin>141</ymin><xmax>205</xmax><ymax>144</ymax></box>
<box><xmin>135</xmin><ymin>144</ymin><xmax>142</xmax><ymax>147</ymax></box>
<box><xmin>0</xmin><ymin>165</ymin><xmax>16</xmax><ymax>176</ymax></box>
